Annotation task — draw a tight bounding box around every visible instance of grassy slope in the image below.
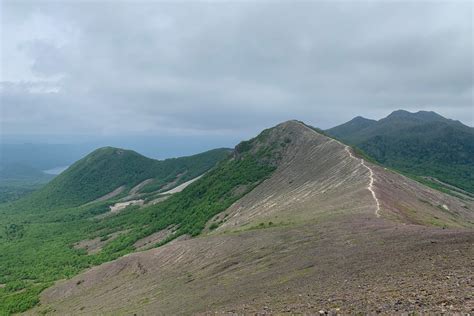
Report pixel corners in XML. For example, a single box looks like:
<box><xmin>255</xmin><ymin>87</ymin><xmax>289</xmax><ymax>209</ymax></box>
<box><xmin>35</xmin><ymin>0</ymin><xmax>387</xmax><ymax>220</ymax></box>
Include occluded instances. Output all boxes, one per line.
<box><xmin>326</xmin><ymin>110</ymin><xmax>474</xmax><ymax>193</ymax></box>
<box><xmin>24</xmin><ymin>122</ymin><xmax>474</xmax><ymax>315</ymax></box>
<box><xmin>0</xmin><ymin>131</ymin><xmax>282</xmax><ymax>314</ymax></box>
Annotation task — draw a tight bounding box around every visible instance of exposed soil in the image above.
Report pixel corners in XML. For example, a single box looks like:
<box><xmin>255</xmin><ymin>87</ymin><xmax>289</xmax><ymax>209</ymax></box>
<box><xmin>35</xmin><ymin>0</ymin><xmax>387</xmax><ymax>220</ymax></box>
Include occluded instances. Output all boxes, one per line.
<box><xmin>158</xmin><ymin>172</ymin><xmax>186</xmax><ymax>192</ymax></box>
<box><xmin>109</xmin><ymin>200</ymin><xmax>144</xmax><ymax>214</ymax></box>
<box><xmin>214</xmin><ymin>122</ymin><xmax>472</xmax><ymax>233</ymax></box>
<box><xmin>373</xmin><ymin>163</ymin><xmax>474</xmax><ymax>227</ymax></box>
<box><xmin>33</xmin><ymin>217</ymin><xmax>473</xmax><ymax>315</ymax></box>
<box><xmin>29</xmin><ymin>121</ymin><xmax>474</xmax><ymax>315</ymax></box>
<box><xmin>99</xmin><ymin>174</ymin><xmax>205</xmax><ymax>218</ymax></box>
<box><xmin>133</xmin><ymin>226</ymin><xmax>177</xmax><ymax>251</ymax></box>
<box><xmin>94</xmin><ymin>200</ymin><xmax>144</xmax><ymax>219</ymax></box>
<box><xmin>90</xmin><ymin>185</ymin><xmax>125</xmax><ymax>203</ymax></box>
<box><xmin>158</xmin><ymin>175</ymin><xmax>204</xmax><ymax>195</ymax></box>
<box><xmin>72</xmin><ymin>230</ymin><xmax>128</xmax><ymax>255</ymax></box>
<box><xmin>343</xmin><ymin>145</ymin><xmax>381</xmax><ymax>217</ymax></box>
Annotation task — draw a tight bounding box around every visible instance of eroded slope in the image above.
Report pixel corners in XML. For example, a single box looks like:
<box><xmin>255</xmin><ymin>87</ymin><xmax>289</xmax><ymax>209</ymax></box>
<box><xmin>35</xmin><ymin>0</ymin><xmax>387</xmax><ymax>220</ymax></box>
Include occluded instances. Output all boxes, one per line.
<box><xmin>213</xmin><ymin>121</ymin><xmax>472</xmax><ymax>231</ymax></box>
<box><xmin>28</xmin><ymin>121</ymin><xmax>474</xmax><ymax>315</ymax></box>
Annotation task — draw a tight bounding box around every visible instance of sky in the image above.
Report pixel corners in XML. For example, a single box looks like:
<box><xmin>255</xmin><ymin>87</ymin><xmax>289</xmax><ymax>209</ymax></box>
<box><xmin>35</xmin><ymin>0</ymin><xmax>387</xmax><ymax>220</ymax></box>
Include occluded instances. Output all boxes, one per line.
<box><xmin>1</xmin><ymin>0</ymin><xmax>473</xmax><ymax>155</ymax></box>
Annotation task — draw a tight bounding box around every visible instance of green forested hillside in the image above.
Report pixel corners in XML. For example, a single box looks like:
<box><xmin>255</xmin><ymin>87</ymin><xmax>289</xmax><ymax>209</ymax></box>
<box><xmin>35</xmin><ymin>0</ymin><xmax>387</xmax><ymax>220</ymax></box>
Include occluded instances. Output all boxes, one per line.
<box><xmin>15</xmin><ymin>147</ymin><xmax>230</xmax><ymax>210</ymax></box>
<box><xmin>326</xmin><ymin>110</ymin><xmax>474</xmax><ymax>193</ymax></box>
<box><xmin>0</xmin><ymin>130</ymin><xmax>282</xmax><ymax>314</ymax></box>
<box><xmin>325</xmin><ymin>116</ymin><xmax>376</xmax><ymax>139</ymax></box>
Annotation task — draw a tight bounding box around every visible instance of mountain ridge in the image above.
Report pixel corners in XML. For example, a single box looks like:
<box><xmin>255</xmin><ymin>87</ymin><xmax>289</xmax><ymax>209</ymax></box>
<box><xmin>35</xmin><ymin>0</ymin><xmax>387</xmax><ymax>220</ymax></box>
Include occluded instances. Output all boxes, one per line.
<box><xmin>326</xmin><ymin>110</ymin><xmax>474</xmax><ymax>192</ymax></box>
<box><xmin>26</xmin><ymin>119</ymin><xmax>474</xmax><ymax>315</ymax></box>
<box><xmin>2</xmin><ymin>119</ymin><xmax>474</xmax><ymax>315</ymax></box>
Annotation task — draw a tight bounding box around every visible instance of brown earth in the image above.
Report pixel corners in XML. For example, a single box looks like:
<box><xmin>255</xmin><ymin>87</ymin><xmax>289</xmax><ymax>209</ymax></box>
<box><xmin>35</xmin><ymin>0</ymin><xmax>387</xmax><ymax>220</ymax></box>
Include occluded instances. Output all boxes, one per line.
<box><xmin>133</xmin><ymin>226</ymin><xmax>177</xmax><ymax>251</ymax></box>
<box><xmin>73</xmin><ymin>230</ymin><xmax>129</xmax><ymax>255</ymax></box>
<box><xmin>158</xmin><ymin>175</ymin><xmax>204</xmax><ymax>195</ymax></box>
<box><xmin>99</xmin><ymin>174</ymin><xmax>205</xmax><ymax>218</ymax></box>
<box><xmin>212</xmin><ymin>122</ymin><xmax>472</xmax><ymax>232</ymax></box>
<box><xmin>94</xmin><ymin>200</ymin><xmax>144</xmax><ymax>219</ymax></box>
<box><xmin>109</xmin><ymin>200</ymin><xmax>144</xmax><ymax>214</ymax></box>
<box><xmin>27</xmin><ymin>121</ymin><xmax>474</xmax><ymax>315</ymax></box>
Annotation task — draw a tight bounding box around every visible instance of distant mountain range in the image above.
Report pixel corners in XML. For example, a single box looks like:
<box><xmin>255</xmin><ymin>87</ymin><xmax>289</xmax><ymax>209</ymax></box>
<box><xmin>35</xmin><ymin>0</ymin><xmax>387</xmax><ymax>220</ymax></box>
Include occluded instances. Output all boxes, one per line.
<box><xmin>8</xmin><ymin>119</ymin><xmax>472</xmax><ymax>315</ymax></box>
<box><xmin>326</xmin><ymin>110</ymin><xmax>474</xmax><ymax>193</ymax></box>
<box><xmin>1</xmin><ymin>111</ymin><xmax>473</xmax><ymax>314</ymax></box>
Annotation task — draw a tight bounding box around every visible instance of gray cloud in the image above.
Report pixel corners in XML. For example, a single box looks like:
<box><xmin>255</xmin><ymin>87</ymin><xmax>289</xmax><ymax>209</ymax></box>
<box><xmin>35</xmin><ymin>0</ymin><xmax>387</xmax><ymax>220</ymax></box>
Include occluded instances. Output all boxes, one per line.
<box><xmin>1</xmin><ymin>0</ymin><xmax>473</xmax><ymax>142</ymax></box>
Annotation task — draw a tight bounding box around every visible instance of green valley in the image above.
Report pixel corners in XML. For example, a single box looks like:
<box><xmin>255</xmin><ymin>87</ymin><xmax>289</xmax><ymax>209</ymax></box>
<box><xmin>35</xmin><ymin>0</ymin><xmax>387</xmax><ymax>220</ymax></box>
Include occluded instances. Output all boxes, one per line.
<box><xmin>0</xmin><ymin>132</ymin><xmax>281</xmax><ymax>314</ymax></box>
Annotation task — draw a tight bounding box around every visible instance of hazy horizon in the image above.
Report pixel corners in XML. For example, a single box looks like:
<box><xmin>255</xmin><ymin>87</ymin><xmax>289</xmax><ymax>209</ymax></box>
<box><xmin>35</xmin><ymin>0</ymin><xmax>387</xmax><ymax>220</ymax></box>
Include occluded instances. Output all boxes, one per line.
<box><xmin>2</xmin><ymin>108</ymin><xmax>472</xmax><ymax>142</ymax></box>
<box><xmin>2</xmin><ymin>0</ymin><xmax>473</xmax><ymax>150</ymax></box>
<box><xmin>1</xmin><ymin>2</ymin><xmax>473</xmax><ymax>313</ymax></box>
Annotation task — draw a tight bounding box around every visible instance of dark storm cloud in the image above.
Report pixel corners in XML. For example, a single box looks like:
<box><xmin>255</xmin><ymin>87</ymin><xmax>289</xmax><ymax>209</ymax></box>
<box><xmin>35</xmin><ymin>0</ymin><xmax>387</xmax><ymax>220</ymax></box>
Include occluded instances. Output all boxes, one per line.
<box><xmin>1</xmin><ymin>0</ymin><xmax>473</xmax><ymax>139</ymax></box>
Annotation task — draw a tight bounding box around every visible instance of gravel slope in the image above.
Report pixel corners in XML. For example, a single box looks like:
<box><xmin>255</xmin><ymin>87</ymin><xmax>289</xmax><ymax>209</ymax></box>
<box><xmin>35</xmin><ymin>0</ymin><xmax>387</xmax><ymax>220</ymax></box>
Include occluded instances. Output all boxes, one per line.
<box><xmin>27</xmin><ymin>121</ymin><xmax>474</xmax><ymax>315</ymax></box>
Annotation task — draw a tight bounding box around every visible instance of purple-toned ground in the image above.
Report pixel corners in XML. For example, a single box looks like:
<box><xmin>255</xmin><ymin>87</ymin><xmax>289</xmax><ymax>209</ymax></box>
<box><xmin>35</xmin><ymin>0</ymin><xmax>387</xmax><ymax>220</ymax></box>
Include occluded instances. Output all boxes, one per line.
<box><xmin>28</xmin><ymin>121</ymin><xmax>474</xmax><ymax>315</ymax></box>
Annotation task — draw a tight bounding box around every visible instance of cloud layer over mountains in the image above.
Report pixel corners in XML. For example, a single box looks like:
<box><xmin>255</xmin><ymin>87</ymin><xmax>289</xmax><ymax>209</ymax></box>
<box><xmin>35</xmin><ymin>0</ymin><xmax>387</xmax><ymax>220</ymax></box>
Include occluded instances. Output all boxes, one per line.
<box><xmin>1</xmin><ymin>1</ymin><xmax>472</xmax><ymax>139</ymax></box>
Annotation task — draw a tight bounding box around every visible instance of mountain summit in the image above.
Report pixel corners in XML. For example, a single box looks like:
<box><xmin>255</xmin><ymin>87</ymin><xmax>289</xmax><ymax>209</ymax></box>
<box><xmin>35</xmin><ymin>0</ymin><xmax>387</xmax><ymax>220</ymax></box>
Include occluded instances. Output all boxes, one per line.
<box><xmin>30</xmin><ymin>120</ymin><xmax>474</xmax><ymax>315</ymax></box>
<box><xmin>18</xmin><ymin>147</ymin><xmax>230</xmax><ymax>209</ymax></box>
<box><xmin>324</xmin><ymin>116</ymin><xmax>376</xmax><ymax>139</ymax></box>
<box><xmin>385</xmin><ymin>109</ymin><xmax>447</xmax><ymax>121</ymax></box>
<box><xmin>326</xmin><ymin>110</ymin><xmax>474</xmax><ymax>192</ymax></box>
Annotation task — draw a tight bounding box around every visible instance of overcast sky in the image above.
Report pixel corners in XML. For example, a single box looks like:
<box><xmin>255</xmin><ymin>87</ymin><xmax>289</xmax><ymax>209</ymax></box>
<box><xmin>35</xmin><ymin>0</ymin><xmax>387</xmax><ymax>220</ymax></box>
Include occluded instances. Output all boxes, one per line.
<box><xmin>1</xmin><ymin>0</ymin><xmax>473</xmax><ymax>148</ymax></box>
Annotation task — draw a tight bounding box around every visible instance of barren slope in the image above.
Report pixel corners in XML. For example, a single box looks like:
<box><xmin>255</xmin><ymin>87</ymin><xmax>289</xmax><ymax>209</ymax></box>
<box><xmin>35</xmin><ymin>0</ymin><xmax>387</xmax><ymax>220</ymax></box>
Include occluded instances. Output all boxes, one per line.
<box><xmin>28</xmin><ymin>121</ymin><xmax>474</xmax><ymax>315</ymax></box>
<box><xmin>213</xmin><ymin>121</ymin><xmax>472</xmax><ymax>231</ymax></box>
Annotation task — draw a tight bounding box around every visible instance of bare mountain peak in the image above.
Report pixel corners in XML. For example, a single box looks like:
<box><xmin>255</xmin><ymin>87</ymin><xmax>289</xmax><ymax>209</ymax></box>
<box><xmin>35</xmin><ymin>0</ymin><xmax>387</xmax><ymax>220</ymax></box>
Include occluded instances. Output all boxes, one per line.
<box><xmin>31</xmin><ymin>117</ymin><xmax>474</xmax><ymax>315</ymax></box>
<box><xmin>234</xmin><ymin>119</ymin><xmax>332</xmax><ymax>168</ymax></box>
<box><xmin>246</xmin><ymin>120</ymin><xmax>319</xmax><ymax>143</ymax></box>
<box><xmin>272</xmin><ymin>119</ymin><xmax>309</xmax><ymax>132</ymax></box>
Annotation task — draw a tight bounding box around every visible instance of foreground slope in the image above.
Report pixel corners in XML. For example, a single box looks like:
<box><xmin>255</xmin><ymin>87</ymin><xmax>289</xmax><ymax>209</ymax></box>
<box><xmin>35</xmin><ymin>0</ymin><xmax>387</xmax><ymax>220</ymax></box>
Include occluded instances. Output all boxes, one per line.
<box><xmin>326</xmin><ymin>110</ymin><xmax>474</xmax><ymax>193</ymax></box>
<box><xmin>29</xmin><ymin>121</ymin><xmax>474</xmax><ymax>314</ymax></box>
<box><xmin>0</xmin><ymin>148</ymin><xmax>230</xmax><ymax>314</ymax></box>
